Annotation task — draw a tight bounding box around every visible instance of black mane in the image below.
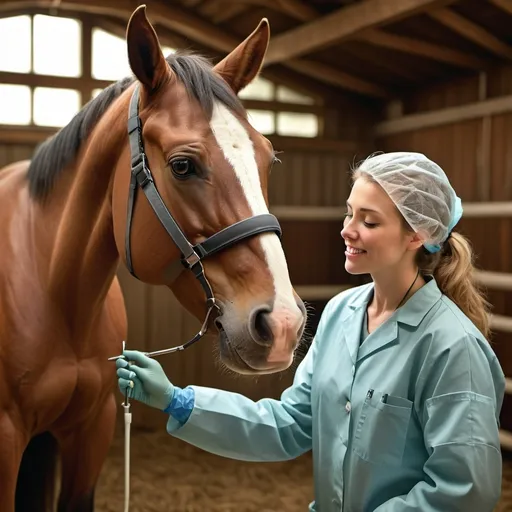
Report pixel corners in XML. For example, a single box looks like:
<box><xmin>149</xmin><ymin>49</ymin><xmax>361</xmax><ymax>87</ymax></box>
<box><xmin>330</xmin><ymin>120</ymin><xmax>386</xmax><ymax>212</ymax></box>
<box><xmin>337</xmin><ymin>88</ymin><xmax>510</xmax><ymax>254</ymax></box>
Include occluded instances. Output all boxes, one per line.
<box><xmin>27</xmin><ymin>51</ymin><xmax>245</xmax><ymax>201</ymax></box>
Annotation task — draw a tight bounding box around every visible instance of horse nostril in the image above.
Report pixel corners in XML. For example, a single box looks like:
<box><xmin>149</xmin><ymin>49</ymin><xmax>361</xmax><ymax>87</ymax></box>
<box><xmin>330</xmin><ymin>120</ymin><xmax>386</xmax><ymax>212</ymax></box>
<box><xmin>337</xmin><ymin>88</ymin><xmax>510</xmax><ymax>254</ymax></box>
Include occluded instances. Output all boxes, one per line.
<box><xmin>250</xmin><ymin>307</ymin><xmax>273</xmax><ymax>346</ymax></box>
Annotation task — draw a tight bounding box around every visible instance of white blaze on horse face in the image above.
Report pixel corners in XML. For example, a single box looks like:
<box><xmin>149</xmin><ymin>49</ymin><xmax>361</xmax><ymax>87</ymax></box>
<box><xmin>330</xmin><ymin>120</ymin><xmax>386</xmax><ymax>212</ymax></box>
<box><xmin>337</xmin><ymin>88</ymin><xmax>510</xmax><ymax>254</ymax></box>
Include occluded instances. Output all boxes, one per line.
<box><xmin>210</xmin><ymin>102</ymin><xmax>303</xmax><ymax>352</ymax></box>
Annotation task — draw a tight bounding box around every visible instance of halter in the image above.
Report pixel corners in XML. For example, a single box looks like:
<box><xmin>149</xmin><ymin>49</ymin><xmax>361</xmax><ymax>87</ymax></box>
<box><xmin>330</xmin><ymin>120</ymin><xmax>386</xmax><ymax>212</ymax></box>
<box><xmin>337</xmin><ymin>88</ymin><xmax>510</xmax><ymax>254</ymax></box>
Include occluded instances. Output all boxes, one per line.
<box><xmin>119</xmin><ymin>84</ymin><xmax>282</xmax><ymax>358</ymax></box>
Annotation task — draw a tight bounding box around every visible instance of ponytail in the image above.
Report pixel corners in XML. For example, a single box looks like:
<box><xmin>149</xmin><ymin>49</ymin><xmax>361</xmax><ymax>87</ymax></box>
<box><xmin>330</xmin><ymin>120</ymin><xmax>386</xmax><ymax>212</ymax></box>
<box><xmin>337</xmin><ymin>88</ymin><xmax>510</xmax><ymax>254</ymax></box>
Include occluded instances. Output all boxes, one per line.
<box><xmin>417</xmin><ymin>232</ymin><xmax>491</xmax><ymax>339</ymax></box>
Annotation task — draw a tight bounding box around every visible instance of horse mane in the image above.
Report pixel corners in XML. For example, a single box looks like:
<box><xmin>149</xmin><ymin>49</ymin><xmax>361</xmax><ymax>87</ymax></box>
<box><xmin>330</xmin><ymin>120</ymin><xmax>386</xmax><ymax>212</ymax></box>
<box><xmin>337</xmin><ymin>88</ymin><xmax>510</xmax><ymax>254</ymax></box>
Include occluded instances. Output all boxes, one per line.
<box><xmin>26</xmin><ymin>51</ymin><xmax>246</xmax><ymax>201</ymax></box>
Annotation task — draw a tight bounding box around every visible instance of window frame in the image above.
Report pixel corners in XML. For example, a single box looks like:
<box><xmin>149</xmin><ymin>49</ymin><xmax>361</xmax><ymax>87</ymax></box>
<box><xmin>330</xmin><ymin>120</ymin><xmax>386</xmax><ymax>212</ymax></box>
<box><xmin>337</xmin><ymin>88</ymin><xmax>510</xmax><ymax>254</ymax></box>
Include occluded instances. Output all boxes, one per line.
<box><xmin>0</xmin><ymin>9</ymin><xmax>324</xmax><ymax>137</ymax></box>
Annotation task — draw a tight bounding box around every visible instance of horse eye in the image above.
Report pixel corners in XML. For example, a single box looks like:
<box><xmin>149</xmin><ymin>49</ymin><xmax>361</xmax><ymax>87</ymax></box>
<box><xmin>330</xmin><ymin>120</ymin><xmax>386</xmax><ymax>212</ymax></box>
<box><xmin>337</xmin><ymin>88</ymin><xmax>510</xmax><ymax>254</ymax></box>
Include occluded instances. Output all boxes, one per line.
<box><xmin>170</xmin><ymin>158</ymin><xmax>195</xmax><ymax>178</ymax></box>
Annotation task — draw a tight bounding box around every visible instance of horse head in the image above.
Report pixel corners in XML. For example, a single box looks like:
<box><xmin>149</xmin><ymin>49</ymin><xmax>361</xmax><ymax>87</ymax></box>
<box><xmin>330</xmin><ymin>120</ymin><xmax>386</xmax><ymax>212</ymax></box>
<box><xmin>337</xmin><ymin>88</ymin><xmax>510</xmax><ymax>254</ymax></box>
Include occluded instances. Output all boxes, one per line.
<box><xmin>111</xmin><ymin>6</ymin><xmax>307</xmax><ymax>374</ymax></box>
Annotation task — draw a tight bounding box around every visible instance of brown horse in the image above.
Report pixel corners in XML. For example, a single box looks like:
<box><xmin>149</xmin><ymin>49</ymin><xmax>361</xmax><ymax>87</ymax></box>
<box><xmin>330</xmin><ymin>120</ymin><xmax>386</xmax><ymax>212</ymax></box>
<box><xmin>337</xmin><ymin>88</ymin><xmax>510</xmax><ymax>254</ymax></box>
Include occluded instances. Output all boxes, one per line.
<box><xmin>0</xmin><ymin>6</ymin><xmax>306</xmax><ymax>511</ymax></box>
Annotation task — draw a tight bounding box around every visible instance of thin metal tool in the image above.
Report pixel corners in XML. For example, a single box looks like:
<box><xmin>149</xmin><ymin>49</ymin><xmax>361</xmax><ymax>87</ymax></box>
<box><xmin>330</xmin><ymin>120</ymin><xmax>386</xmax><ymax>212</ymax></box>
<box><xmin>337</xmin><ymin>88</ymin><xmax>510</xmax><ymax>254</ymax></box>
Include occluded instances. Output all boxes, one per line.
<box><xmin>107</xmin><ymin>298</ymin><xmax>220</xmax><ymax>362</ymax></box>
<box><xmin>120</xmin><ymin>340</ymin><xmax>132</xmax><ymax>512</ymax></box>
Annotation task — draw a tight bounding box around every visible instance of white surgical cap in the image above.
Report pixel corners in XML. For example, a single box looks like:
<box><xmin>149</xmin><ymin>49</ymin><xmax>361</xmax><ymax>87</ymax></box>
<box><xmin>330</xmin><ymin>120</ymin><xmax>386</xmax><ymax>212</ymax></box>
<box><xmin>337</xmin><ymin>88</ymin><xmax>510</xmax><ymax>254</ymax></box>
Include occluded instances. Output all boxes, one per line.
<box><xmin>356</xmin><ymin>152</ymin><xmax>463</xmax><ymax>253</ymax></box>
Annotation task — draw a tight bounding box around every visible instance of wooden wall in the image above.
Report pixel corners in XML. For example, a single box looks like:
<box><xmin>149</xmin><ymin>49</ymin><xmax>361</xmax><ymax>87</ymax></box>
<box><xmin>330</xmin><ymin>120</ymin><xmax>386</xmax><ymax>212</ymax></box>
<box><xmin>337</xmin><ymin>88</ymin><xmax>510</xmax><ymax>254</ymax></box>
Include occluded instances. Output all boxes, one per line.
<box><xmin>375</xmin><ymin>67</ymin><xmax>512</xmax><ymax>432</ymax></box>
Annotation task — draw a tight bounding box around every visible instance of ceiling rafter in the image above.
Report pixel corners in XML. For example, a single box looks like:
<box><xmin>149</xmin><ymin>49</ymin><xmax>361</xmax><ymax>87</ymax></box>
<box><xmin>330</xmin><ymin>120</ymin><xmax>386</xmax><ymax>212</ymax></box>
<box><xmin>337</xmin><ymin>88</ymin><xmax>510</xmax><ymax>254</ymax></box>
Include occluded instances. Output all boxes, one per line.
<box><xmin>489</xmin><ymin>0</ymin><xmax>512</xmax><ymax>17</ymax></box>
<box><xmin>264</xmin><ymin>0</ymin><xmax>458</xmax><ymax>65</ymax></box>
<box><xmin>198</xmin><ymin>0</ymin><xmax>320</xmax><ymax>23</ymax></box>
<box><xmin>89</xmin><ymin>13</ymin><xmax>334</xmax><ymax>102</ymax></box>
<box><xmin>0</xmin><ymin>0</ymin><xmax>390</xmax><ymax>98</ymax></box>
<box><xmin>428</xmin><ymin>7</ymin><xmax>512</xmax><ymax>60</ymax></box>
<box><xmin>285</xmin><ymin>59</ymin><xmax>389</xmax><ymax>98</ymax></box>
<box><xmin>357</xmin><ymin>28</ymin><xmax>488</xmax><ymax>69</ymax></box>
<box><xmin>211</xmin><ymin>3</ymin><xmax>249</xmax><ymax>23</ymax></box>
<box><xmin>91</xmin><ymin>15</ymin><xmax>331</xmax><ymax>110</ymax></box>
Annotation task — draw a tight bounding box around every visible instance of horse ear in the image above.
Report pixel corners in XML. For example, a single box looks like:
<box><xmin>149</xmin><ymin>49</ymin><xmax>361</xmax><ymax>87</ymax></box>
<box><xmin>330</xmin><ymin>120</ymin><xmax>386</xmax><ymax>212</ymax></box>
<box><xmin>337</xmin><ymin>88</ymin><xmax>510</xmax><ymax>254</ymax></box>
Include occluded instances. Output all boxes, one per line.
<box><xmin>213</xmin><ymin>18</ymin><xmax>270</xmax><ymax>94</ymax></box>
<box><xmin>126</xmin><ymin>5</ymin><xmax>169</xmax><ymax>92</ymax></box>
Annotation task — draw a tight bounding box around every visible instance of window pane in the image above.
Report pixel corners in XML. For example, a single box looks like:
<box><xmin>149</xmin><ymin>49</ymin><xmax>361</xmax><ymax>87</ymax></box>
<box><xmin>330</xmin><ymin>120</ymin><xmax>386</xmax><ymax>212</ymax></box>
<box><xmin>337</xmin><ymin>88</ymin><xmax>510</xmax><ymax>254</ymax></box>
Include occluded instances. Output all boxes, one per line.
<box><xmin>33</xmin><ymin>15</ymin><xmax>81</xmax><ymax>77</ymax></box>
<box><xmin>0</xmin><ymin>84</ymin><xmax>31</xmax><ymax>125</ymax></box>
<box><xmin>0</xmin><ymin>16</ymin><xmax>31</xmax><ymax>73</ymax></box>
<box><xmin>33</xmin><ymin>87</ymin><xmax>81</xmax><ymax>127</ymax></box>
<box><xmin>277</xmin><ymin>112</ymin><xmax>318</xmax><ymax>137</ymax></box>
<box><xmin>161</xmin><ymin>46</ymin><xmax>175</xmax><ymax>57</ymax></box>
<box><xmin>92</xmin><ymin>28</ymin><xmax>132</xmax><ymax>80</ymax></box>
<box><xmin>247</xmin><ymin>110</ymin><xmax>274</xmax><ymax>135</ymax></box>
<box><xmin>276</xmin><ymin>85</ymin><xmax>315</xmax><ymax>105</ymax></box>
<box><xmin>239</xmin><ymin>77</ymin><xmax>274</xmax><ymax>100</ymax></box>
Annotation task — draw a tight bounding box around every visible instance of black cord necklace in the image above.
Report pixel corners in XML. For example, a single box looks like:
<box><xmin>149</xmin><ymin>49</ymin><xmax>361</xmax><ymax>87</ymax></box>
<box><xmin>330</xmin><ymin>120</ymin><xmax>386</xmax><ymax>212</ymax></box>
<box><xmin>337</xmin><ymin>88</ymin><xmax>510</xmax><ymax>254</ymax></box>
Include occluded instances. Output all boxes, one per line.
<box><xmin>395</xmin><ymin>268</ymin><xmax>420</xmax><ymax>311</ymax></box>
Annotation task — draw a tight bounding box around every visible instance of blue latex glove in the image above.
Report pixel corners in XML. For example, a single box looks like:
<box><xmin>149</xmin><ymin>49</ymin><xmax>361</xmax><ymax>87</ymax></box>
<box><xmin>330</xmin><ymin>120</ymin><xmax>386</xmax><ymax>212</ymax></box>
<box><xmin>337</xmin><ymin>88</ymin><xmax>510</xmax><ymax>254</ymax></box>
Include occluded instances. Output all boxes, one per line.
<box><xmin>116</xmin><ymin>350</ymin><xmax>174</xmax><ymax>411</ymax></box>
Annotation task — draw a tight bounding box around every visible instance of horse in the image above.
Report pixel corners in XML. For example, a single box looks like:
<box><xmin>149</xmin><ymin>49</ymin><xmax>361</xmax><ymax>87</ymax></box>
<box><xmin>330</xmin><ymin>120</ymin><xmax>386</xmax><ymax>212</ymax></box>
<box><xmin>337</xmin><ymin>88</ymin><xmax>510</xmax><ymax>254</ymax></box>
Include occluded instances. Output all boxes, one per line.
<box><xmin>0</xmin><ymin>5</ymin><xmax>307</xmax><ymax>511</ymax></box>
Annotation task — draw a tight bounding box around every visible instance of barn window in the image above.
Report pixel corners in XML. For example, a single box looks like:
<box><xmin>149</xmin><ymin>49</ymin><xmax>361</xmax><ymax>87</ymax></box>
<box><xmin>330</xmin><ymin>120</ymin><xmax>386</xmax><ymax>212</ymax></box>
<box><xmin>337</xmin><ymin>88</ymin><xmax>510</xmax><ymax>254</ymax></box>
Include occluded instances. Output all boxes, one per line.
<box><xmin>276</xmin><ymin>85</ymin><xmax>315</xmax><ymax>105</ymax></box>
<box><xmin>277</xmin><ymin>112</ymin><xmax>319</xmax><ymax>137</ymax></box>
<box><xmin>33</xmin><ymin>15</ymin><xmax>81</xmax><ymax>78</ymax></box>
<box><xmin>0</xmin><ymin>11</ymin><xmax>320</xmax><ymax>138</ymax></box>
<box><xmin>92</xmin><ymin>28</ymin><xmax>175</xmax><ymax>81</ymax></box>
<box><xmin>0</xmin><ymin>16</ymin><xmax>31</xmax><ymax>73</ymax></box>
<box><xmin>238</xmin><ymin>76</ymin><xmax>321</xmax><ymax>138</ymax></box>
<box><xmin>0</xmin><ymin>84</ymin><xmax>31</xmax><ymax>125</ymax></box>
<box><xmin>247</xmin><ymin>110</ymin><xmax>275</xmax><ymax>134</ymax></box>
<box><xmin>239</xmin><ymin>77</ymin><xmax>274</xmax><ymax>101</ymax></box>
<box><xmin>92</xmin><ymin>28</ymin><xmax>132</xmax><ymax>81</ymax></box>
<box><xmin>33</xmin><ymin>87</ymin><xmax>81</xmax><ymax>127</ymax></box>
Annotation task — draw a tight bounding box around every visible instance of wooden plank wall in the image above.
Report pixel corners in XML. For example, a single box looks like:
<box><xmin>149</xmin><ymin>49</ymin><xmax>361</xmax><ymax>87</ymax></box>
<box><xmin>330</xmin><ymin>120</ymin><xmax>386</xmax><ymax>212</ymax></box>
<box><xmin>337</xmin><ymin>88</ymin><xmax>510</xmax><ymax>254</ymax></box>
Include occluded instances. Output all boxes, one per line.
<box><xmin>376</xmin><ymin>68</ymin><xmax>512</xmax><ymax>432</ymax></box>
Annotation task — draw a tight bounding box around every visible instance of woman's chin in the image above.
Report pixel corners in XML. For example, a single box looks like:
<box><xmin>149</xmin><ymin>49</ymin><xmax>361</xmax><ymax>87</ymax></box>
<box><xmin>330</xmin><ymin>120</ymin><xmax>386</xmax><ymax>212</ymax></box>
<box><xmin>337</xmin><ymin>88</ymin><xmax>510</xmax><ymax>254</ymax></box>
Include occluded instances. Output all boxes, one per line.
<box><xmin>345</xmin><ymin>261</ymin><xmax>367</xmax><ymax>275</ymax></box>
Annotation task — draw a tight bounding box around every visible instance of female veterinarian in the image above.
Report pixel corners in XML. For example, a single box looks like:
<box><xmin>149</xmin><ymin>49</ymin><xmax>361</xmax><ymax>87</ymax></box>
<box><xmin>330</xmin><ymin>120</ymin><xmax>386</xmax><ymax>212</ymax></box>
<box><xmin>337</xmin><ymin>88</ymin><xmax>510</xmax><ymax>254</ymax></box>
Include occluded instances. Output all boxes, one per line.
<box><xmin>117</xmin><ymin>152</ymin><xmax>505</xmax><ymax>511</ymax></box>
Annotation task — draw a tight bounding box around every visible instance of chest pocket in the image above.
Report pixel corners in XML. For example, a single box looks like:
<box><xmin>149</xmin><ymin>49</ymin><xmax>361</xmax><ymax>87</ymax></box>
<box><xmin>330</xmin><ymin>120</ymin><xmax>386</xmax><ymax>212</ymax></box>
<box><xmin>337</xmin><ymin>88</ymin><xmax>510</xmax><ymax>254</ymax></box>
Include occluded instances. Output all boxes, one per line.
<box><xmin>352</xmin><ymin>391</ymin><xmax>412</xmax><ymax>467</ymax></box>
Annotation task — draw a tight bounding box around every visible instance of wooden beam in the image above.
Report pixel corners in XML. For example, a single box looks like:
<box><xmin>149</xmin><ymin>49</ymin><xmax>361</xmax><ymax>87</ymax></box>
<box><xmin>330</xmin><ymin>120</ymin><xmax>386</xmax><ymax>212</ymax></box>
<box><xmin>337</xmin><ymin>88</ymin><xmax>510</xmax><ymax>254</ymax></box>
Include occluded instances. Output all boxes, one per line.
<box><xmin>0</xmin><ymin>126</ymin><xmax>359</xmax><ymax>153</ymax></box>
<box><xmin>266</xmin><ymin>135</ymin><xmax>359</xmax><ymax>153</ymax></box>
<box><xmin>286</xmin><ymin>59</ymin><xmax>390</xmax><ymax>98</ymax></box>
<box><xmin>0</xmin><ymin>126</ymin><xmax>56</xmax><ymax>144</ymax></box>
<box><xmin>475</xmin><ymin>270</ymin><xmax>512</xmax><ymax>292</ymax></box>
<box><xmin>264</xmin><ymin>0</ymin><xmax>456</xmax><ymax>64</ymax></box>
<box><xmin>242</xmin><ymin>99</ymin><xmax>325</xmax><ymax>114</ymax></box>
<box><xmin>358</xmin><ymin>28</ymin><xmax>487</xmax><ymax>69</ymax></box>
<box><xmin>0</xmin><ymin>70</ymin><xmax>114</xmax><ymax>90</ymax></box>
<box><xmin>374</xmin><ymin>94</ymin><xmax>512</xmax><ymax>136</ymax></box>
<box><xmin>0</xmin><ymin>0</ymin><xmax>382</xmax><ymax>97</ymax></box>
<box><xmin>200</xmin><ymin>0</ymin><xmax>320</xmax><ymax>23</ymax></box>
<box><xmin>489</xmin><ymin>0</ymin><xmax>512</xmax><ymax>17</ymax></box>
<box><xmin>429</xmin><ymin>8</ymin><xmax>512</xmax><ymax>60</ymax></box>
<box><xmin>212</xmin><ymin>3</ymin><xmax>249</xmax><ymax>23</ymax></box>
<box><xmin>275</xmin><ymin>0</ymin><xmax>319</xmax><ymax>22</ymax></box>
<box><xmin>270</xmin><ymin>202</ymin><xmax>512</xmax><ymax>220</ymax></box>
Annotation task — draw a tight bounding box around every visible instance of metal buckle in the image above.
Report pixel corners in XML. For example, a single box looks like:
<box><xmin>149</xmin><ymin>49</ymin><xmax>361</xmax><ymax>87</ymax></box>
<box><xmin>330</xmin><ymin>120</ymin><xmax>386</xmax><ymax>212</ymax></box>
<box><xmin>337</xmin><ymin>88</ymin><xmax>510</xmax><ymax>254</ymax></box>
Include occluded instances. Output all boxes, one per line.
<box><xmin>133</xmin><ymin>162</ymin><xmax>152</xmax><ymax>188</ymax></box>
<box><xmin>183</xmin><ymin>251</ymin><xmax>201</xmax><ymax>268</ymax></box>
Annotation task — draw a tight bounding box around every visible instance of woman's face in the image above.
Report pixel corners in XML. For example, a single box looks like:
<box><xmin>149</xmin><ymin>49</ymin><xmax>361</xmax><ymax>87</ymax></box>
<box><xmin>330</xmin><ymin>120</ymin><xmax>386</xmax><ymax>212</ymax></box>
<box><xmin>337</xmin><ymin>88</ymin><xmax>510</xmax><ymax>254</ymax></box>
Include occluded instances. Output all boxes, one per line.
<box><xmin>340</xmin><ymin>177</ymin><xmax>421</xmax><ymax>276</ymax></box>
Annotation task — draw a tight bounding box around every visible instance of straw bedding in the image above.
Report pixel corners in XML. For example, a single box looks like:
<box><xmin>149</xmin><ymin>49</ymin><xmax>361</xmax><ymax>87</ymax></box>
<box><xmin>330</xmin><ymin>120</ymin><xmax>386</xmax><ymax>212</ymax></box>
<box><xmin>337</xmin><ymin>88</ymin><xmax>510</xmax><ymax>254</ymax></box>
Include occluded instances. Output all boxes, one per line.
<box><xmin>95</xmin><ymin>424</ymin><xmax>512</xmax><ymax>511</ymax></box>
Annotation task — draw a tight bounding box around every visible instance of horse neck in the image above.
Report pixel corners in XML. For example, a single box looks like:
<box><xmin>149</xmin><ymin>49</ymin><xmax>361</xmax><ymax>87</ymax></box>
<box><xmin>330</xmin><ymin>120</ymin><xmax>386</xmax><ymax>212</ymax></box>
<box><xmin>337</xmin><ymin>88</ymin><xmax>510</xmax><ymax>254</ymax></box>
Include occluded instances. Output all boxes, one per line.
<box><xmin>47</xmin><ymin>96</ymin><xmax>129</xmax><ymax>327</ymax></box>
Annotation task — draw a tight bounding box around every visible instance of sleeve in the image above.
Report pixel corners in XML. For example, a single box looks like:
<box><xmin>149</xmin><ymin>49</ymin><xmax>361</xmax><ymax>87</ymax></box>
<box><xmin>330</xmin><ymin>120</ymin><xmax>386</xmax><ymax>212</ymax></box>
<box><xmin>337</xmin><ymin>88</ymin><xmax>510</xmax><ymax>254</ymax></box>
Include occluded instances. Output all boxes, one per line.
<box><xmin>165</xmin><ymin>337</ymin><xmax>316</xmax><ymax>462</ymax></box>
<box><xmin>374</xmin><ymin>333</ymin><xmax>505</xmax><ymax>512</ymax></box>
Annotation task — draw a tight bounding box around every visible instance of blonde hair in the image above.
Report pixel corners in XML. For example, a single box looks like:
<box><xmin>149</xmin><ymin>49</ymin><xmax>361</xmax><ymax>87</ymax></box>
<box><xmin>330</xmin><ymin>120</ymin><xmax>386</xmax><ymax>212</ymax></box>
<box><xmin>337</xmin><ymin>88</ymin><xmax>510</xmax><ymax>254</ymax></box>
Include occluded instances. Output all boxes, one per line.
<box><xmin>352</xmin><ymin>170</ymin><xmax>491</xmax><ymax>338</ymax></box>
<box><xmin>416</xmin><ymin>232</ymin><xmax>491</xmax><ymax>339</ymax></box>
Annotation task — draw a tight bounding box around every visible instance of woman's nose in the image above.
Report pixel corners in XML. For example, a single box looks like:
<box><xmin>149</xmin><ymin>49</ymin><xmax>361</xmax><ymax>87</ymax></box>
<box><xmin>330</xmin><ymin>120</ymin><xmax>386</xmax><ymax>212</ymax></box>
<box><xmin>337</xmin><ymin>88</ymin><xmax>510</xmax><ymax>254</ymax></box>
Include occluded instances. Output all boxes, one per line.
<box><xmin>341</xmin><ymin>219</ymin><xmax>354</xmax><ymax>240</ymax></box>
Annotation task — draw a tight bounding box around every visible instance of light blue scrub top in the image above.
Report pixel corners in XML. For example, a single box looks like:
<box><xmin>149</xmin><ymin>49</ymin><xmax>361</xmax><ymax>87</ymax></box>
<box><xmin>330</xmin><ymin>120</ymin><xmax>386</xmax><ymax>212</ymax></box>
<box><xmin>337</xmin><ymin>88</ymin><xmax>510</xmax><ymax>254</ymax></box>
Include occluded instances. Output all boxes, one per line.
<box><xmin>167</xmin><ymin>277</ymin><xmax>505</xmax><ymax>511</ymax></box>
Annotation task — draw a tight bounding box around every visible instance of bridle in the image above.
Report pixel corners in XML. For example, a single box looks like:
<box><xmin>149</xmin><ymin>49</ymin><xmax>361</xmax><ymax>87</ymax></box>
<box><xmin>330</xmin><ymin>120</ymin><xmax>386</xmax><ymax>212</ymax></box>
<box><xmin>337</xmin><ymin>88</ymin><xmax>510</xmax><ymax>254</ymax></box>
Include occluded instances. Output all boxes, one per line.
<box><xmin>110</xmin><ymin>84</ymin><xmax>283</xmax><ymax>512</ymax></box>
<box><xmin>121</xmin><ymin>84</ymin><xmax>282</xmax><ymax>357</ymax></box>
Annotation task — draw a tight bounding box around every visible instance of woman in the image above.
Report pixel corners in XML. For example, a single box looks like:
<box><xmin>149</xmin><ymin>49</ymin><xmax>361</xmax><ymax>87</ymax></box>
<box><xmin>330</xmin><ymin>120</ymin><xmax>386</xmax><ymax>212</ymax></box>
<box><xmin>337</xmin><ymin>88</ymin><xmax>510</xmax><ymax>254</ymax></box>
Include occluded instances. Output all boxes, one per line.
<box><xmin>117</xmin><ymin>152</ymin><xmax>505</xmax><ymax>511</ymax></box>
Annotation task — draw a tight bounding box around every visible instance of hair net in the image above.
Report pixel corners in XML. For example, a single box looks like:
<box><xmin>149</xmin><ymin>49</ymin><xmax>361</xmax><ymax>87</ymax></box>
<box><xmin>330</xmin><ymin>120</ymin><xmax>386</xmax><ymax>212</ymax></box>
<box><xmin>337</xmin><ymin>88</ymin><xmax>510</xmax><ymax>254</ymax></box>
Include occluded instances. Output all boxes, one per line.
<box><xmin>356</xmin><ymin>152</ymin><xmax>463</xmax><ymax>253</ymax></box>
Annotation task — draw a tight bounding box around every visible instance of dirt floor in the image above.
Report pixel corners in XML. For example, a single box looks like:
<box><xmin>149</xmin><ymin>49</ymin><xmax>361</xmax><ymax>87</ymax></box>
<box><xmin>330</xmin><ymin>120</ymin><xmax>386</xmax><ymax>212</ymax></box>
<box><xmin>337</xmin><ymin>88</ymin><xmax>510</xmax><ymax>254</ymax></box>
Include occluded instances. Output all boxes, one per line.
<box><xmin>95</xmin><ymin>423</ymin><xmax>512</xmax><ymax>511</ymax></box>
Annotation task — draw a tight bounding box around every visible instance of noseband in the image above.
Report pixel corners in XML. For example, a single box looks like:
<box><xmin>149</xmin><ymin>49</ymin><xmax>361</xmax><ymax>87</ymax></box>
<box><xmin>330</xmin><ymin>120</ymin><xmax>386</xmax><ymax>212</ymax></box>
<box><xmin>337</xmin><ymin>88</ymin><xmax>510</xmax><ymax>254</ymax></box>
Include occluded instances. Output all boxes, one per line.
<box><xmin>121</xmin><ymin>85</ymin><xmax>282</xmax><ymax>357</ymax></box>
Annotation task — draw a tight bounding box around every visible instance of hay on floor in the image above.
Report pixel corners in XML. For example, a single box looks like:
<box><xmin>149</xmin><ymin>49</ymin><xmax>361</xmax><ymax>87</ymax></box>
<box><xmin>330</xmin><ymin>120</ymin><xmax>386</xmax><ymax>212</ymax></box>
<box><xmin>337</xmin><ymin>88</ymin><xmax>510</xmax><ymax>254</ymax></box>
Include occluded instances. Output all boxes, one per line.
<box><xmin>96</xmin><ymin>423</ymin><xmax>512</xmax><ymax>511</ymax></box>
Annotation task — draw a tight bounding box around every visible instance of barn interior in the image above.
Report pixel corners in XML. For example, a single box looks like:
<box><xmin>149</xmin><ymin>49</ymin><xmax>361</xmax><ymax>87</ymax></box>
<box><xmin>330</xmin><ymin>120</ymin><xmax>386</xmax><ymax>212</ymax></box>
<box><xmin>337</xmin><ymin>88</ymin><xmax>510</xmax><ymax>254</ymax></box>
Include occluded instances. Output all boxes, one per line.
<box><xmin>1</xmin><ymin>0</ymin><xmax>512</xmax><ymax>510</ymax></box>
